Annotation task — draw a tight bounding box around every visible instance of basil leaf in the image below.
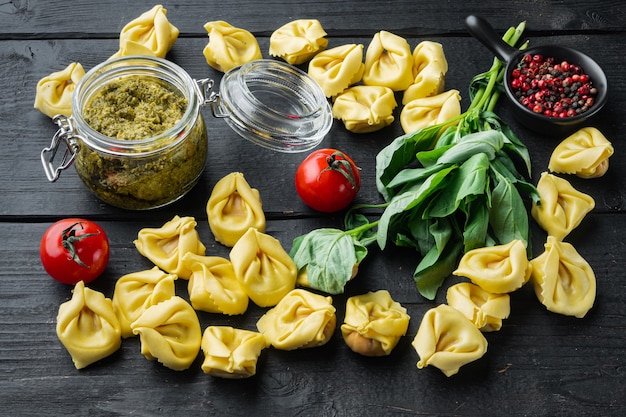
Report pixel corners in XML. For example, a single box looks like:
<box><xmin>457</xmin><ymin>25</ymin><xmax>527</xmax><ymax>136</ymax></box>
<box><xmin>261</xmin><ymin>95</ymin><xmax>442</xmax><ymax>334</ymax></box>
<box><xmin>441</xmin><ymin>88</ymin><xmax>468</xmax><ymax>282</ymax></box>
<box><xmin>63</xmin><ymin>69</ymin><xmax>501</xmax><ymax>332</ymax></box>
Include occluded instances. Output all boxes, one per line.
<box><xmin>489</xmin><ymin>176</ymin><xmax>529</xmax><ymax>245</ymax></box>
<box><xmin>435</xmin><ymin>130</ymin><xmax>504</xmax><ymax>165</ymax></box>
<box><xmin>289</xmin><ymin>228</ymin><xmax>366</xmax><ymax>294</ymax></box>
<box><xmin>461</xmin><ymin>197</ymin><xmax>489</xmax><ymax>252</ymax></box>
<box><xmin>375</xmin><ymin>124</ymin><xmax>442</xmax><ymax>201</ymax></box>
<box><xmin>376</xmin><ymin>166</ymin><xmax>456</xmax><ymax>250</ymax></box>
<box><xmin>414</xmin><ymin>239</ymin><xmax>463</xmax><ymax>300</ymax></box>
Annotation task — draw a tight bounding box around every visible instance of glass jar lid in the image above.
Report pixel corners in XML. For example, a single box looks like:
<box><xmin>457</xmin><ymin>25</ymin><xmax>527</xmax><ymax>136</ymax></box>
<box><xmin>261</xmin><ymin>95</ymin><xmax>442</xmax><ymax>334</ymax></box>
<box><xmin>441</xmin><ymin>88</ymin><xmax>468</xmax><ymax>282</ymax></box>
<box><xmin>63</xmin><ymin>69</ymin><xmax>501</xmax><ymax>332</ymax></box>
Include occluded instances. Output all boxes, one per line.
<box><xmin>215</xmin><ymin>59</ymin><xmax>333</xmax><ymax>153</ymax></box>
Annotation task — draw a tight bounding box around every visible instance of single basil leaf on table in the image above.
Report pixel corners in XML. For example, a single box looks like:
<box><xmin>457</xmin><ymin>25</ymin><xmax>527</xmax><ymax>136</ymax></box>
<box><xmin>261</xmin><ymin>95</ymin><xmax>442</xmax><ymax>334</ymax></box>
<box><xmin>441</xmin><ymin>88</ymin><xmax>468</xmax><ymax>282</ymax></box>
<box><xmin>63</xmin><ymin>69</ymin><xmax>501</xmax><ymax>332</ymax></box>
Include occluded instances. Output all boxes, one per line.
<box><xmin>289</xmin><ymin>228</ymin><xmax>367</xmax><ymax>294</ymax></box>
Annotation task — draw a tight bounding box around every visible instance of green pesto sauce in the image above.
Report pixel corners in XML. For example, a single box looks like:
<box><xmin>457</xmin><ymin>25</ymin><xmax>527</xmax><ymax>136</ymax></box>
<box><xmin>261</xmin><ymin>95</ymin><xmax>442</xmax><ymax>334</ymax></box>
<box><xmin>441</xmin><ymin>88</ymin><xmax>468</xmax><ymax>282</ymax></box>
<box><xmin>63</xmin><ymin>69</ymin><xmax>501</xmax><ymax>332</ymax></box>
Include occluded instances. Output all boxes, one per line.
<box><xmin>83</xmin><ymin>77</ymin><xmax>188</xmax><ymax>140</ymax></box>
<box><xmin>74</xmin><ymin>76</ymin><xmax>207</xmax><ymax>210</ymax></box>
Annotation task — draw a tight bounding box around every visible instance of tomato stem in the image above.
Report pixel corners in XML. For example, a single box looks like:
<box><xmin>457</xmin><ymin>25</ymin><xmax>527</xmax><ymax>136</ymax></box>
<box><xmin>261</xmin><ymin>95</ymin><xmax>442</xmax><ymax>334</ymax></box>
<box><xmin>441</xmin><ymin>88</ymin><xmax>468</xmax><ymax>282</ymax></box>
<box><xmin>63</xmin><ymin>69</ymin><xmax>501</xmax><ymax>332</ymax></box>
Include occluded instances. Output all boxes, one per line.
<box><xmin>319</xmin><ymin>151</ymin><xmax>360</xmax><ymax>190</ymax></box>
<box><xmin>61</xmin><ymin>222</ymin><xmax>99</xmax><ymax>268</ymax></box>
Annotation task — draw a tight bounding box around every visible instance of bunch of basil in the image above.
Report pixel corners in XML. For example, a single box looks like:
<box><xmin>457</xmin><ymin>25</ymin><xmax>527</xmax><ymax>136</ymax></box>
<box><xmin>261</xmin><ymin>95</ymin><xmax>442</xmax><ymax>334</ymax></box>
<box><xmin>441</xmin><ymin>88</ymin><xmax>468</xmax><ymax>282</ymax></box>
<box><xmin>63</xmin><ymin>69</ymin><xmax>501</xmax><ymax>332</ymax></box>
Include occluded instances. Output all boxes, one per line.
<box><xmin>290</xmin><ymin>21</ymin><xmax>540</xmax><ymax>299</ymax></box>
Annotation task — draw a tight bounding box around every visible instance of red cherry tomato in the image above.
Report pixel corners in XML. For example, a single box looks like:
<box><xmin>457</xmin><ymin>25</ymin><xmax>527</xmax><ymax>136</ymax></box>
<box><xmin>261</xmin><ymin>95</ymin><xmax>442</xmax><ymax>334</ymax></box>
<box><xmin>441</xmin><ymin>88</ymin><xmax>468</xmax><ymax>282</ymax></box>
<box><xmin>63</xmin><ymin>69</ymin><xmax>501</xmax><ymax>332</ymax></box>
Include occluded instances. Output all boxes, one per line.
<box><xmin>295</xmin><ymin>148</ymin><xmax>361</xmax><ymax>212</ymax></box>
<box><xmin>40</xmin><ymin>218</ymin><xmax>110</xmax><ymax>285</ymax></box>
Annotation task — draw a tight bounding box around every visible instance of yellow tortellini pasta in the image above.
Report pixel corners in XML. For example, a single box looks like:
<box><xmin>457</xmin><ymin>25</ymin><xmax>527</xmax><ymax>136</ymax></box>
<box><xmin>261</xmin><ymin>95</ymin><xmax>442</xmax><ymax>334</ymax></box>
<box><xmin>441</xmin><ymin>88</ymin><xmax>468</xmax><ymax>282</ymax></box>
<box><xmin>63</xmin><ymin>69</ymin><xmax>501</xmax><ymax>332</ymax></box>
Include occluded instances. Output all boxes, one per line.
<box><xmin>412</xmin><ymin>304</ymin><xmax>488</xmax><ymax>377</ymax></box>
<box><xmin>269</xmin><ymin>19</ymin><xmax>328</xmax><ymax>65</ymax></box>
<box><xmin>56</xmin><ymin>281</ymin><xmax>122</xmax><ymax>369</ymax></box>
<box><xmin>131</xmin><ymin>296</ymin><xmax>202</xmax><ymax>371</ymax></box>
<box><xmin>529</xmin><ymin>236</ymin><xmax>596</xmax><ymax>318</ymax></box>
<box><xmin>256</xmin><ymin>289</ymin><xmax>336</xmax><ymax>350</ymax></box>
<box><xmin>403</xmin><ymin>41</ymin><xmax>448</xmax><ymax>104</ymax></box>
<box><xmin>400</xmin><ymin>89</ymin><xmax>461</xmax><ymax>134</ymax></box>
<box><xmin>308</xmin><ymin>43</ymin><xmax>365</xmax><ymax>98</ymax></box>
<box><xmin>200</xmin><ymin>326</ymin><xmax>269</xmax><ymax>378</ymax></box>
<box><xmin>531</xmin><ymin>172</ymin><xmax>595</xmax><ymax>241</ymax></box>
<box><xmin>332</xmin><ymin>85</ymin><xmax>397</xmax><ymax>133</ymax></box>
<box><xmin>363</xmin><ymin>31</ymin><xmax>414</xmax><ymax>91</ymax></box>
<box><xmin>202</xmin><ymin>21</ymin><xmax>263</xmax><ymax>73</ymax></box>
<box><xmin>134</xmin><ymin>215</ymin><xmax>206</xmax><ymax>279</ymax></box>
<box><xmin>341</xmin><ymin>290</ymin><xmax>410</xmax><ymax>357</ymax></box>
<box><xmin>453</xmin><ymin>239</ymin><xmax>531</xmax><ymax>294</ymax></box>
<box><xmin>207</xmin><ymin>172</ymin><xmax>266</xmax><ymax>247</ymax></box>
<box><xmin>229</xmin><ymin>227</ymin><xmax>297</xmax><ymax>307</ymax></box>
<box><xmin>34</xmin><ymin>62</ymin><xmax>85</xmax><ymax>118</ymax></box>
<box><xmin>548</xmin><ymin>127</ymin><xmax>614</xmax><ymax>179</ymax></box>
<box><xmin>182</xmin><ymin>252</ymin><xmax>249</xmax><ymax>315</ymax></box>
<box><xmin>112</xmin><ymin>266</ymin><xmax>177</xmax><ymax>338</ymax></box>
<box><xmin>446</xmin><ymin>282</ymin><xmax>510</xmax><ymax>332</ymax></box>
<box><xmin>111</xmin><ymin>5</ymin><xmax>179</xmax><ymax>59</ymax></box>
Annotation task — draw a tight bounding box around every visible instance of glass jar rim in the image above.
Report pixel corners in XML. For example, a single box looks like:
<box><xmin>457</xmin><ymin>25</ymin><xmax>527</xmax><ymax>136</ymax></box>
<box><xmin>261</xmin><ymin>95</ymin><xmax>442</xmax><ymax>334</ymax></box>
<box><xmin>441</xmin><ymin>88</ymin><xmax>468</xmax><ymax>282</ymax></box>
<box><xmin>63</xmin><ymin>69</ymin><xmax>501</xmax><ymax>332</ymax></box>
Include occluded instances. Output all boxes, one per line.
<box><xmin>71</xmin><ymin>55</ymin><xmax>200</xmax><ymax>156</ymax></box>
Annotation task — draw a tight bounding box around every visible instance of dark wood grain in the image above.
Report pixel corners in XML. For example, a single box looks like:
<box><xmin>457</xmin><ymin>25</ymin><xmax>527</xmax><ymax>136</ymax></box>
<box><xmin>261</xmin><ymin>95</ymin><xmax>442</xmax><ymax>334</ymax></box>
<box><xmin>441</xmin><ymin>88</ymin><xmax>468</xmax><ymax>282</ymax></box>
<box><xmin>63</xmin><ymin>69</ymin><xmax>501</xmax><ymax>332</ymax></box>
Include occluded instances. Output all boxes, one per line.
<box><xmin>1</xmin><ymin>1</ymin><xmax>625</xmax><ymax>416</ymax></box>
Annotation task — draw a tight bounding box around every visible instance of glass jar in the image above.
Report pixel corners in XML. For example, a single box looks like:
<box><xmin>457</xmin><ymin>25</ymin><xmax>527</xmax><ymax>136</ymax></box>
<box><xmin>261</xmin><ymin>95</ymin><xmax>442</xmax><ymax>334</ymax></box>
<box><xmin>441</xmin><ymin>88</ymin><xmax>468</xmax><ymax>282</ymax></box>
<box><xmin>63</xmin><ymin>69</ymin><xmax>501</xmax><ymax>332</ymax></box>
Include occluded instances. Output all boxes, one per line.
<box><xmin>41</xmin><ymin>57</ymin><xmax>333</xmax><ymax>209</ymax></box>
<box><xmin>41</xmin><ymin>56</ymin><xmax>208</xmax><ymax>210</ymax></box>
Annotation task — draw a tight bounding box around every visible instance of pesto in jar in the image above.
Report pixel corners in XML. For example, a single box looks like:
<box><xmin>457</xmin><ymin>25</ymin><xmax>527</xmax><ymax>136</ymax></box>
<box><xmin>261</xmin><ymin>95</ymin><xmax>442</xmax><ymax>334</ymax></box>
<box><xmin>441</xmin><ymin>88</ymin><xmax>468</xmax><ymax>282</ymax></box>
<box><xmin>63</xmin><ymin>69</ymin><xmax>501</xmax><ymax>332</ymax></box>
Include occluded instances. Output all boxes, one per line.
<box><xmin>73</xmin><ymin>75</ymin><xmax>208</xmax><ymax>210</ymax></box>
<box><xmin>83</xmin><ymin>77</ymin><xmax>188</xmax><ymax>140</ymax></box>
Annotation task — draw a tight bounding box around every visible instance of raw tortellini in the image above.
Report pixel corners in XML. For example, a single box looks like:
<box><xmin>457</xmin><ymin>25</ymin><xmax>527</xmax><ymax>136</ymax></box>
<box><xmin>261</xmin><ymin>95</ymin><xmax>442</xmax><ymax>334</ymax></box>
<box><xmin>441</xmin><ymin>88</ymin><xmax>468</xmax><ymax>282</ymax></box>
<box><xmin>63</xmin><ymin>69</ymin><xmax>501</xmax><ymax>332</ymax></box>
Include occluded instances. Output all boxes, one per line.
<box><xmin>111</xmin><ymin>5</ymin><xmax>179</xmax><ymax>59</ymax></box>
<box><xmin>332</xmin><ymin>85</ymin><xmax>397</xmax><ymax>133</ymax></box>
<box><xmin>229</xmin><ymin>227</ymin><xmax>297</xmax><ymax>307</ymax></box>
<box><xmin>531</xmin><ymin>172</ymin><xmax>595</xmax><ymax>241</ymax></box>
<box><xmin>131</xmin><ymin>296</ymin><xmax>202</xmax><ymax>371</ymax></box>
<box><xmin>446</xmin><ymin>283</ymin><xmax>510</xmax><ymax>332</ymax></box>
<box><xmin>34</xmin><ymin>62</ymin><xmax>85</xmax><ymax>118</ymax></box>
<box><xmin>400</xmin><ymin>89</ymin><xmax>461</xmax><ymax>134</ymax></box>
<box><xmin>548</xmin><ymin>127</ymin><xmax>614</xmax><ymax>178</ymax></box>
<box><xmin>363</xmin><ymin>31</ymin><xmax>413</xmax><ymax>91</ymax></box>
<box><xmin>203</xmin><ymin>21</ymin><xmax>263</xmax><ymax>72</ymax></box>
<box><xmin>403</xmin><ymin>41</ymin><xmax>448</xmax><ymax>104</ymax></box>
<box><xmin>256</xmin><ymin>289</ymin><xmax>336</xmax><ymax>350</ymax></box>
<box><xmin>341</xmin><ymin>290</ymin><xmax>410</xmax><ymax>356</ymax></box>
<box><xmin>56</xmin><ymin>281</ymin><xmax>122</xmax><ymax>369</ymax></box>
<box><xmin>207</xmin><ymin>172</ymin><xmax>266</xmax><ymax>247</ymax></box>
<box><xmin>112</xmin><ymin>267</ymin><xmax>177</xmax><ymax>338</ymax></box>
<box><xmin>412</xmin><ymin>304</ymin><xmax>487</xmax><ymax>377</ymax></box>
<box><xmin>269</xmin><ymin>19</ymin><xmax>328</xmax><ymax>65</ymax></box>
<box><xmin>182</xmin><ymin>252</ymin><xmax>249</xmax><ymax>315</ymax></box>
<box><xmin>453</xmin><ymin>239</ymin><xmax>531</xmax><ymax>294</ymax></box>
<box><xmin>308</xmin><ymin>43</ymin><xmax>365</xmax><ymax>97</ymax></box>
<box><xmin>134</xmin><ymin>215</ymin><xmax>206</xmax><ymax>279</ymax></box>
<box><xmin>200</xmin><ymin>326</ymin><xmax>269</xmax><ymax>378</ymax></box>
<box><xmin>529</xmin><ymin>236</ymin><xmax>596</xmax><ymax>318</ymax></box>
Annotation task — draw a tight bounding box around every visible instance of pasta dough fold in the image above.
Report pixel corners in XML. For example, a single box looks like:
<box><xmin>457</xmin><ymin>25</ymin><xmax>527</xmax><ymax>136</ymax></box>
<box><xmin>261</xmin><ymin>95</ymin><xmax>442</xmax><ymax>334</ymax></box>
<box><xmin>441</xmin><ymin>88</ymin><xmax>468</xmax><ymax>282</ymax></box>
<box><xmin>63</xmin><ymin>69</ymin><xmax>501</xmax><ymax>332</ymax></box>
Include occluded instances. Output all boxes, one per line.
<box><xmin>134</xmin><ymin>215</ymin><xmax>206</xmax><ymax>279</ymax></box>
<box><xmin>332</xmin><ymin>85</ymin><xmax>397</xmax><ymax>133</ymax></box>
<box><xmin>308</xmin><ymin>43</ymin><xmax>364</xmax><ymax>97</ymax></box>
<box><xmin>256</xmin><ymin>289</ymin><xmax>336</xmax><ymax>350</ymax></box>
<box><xmin>412</xmin><ymin>304</ymin><xmax>487</xmax><ymax>377</ymax></box>
<box><xmin>341</xmin><ymin>290</ymin><xmax>410</xmax><ymax>356</ymax></box>
<box><xmin>34</xmin><ymin>62</ymin><xmax>85</xmax><ymax>118</ymax></box>
<box><xmin>453</xmin><ymin>239</ymin><xmax>531</xmax><ymax>294</ymax></box>
<box><xmin>269</xmin><ymin>19</ymin><xmax>328</xmax><ymax>65</ymax></box>
<box><xmin>529</xmin><ymin>236</ymin><xmax>596</xmax><ymax>318</ymax></box>
<box><xmin>111</xmin><ymin>5</ymin><xmax>179</xmax><ymax>59</ymax></box>
<box><xmin>56</xmin><ymin>281</ymin><xmax>122</xmax><ymax>369</ymax></box>
<box><xmin>112</xmin><ymin>266</ymin><xmax>177</xmax><ymax>338</ymax></box>
<box><xmin>446</xmin><ymin>282</ymin><xmax>510</xmax><ymax>332</ymax></box>
<box><xmin>400</xmin><ymin>89</ymin><xmax>461</xmax><ymax>134</ymax></box>
<box><xmin>230</xmin><ymin>228</ymin><xmax>297</xmax><ymax>307</ymax></box>
<box><xmin>363</xmin><ymin>31</ymin><xmax>413</xmax><ymax>91</ymax></box>
<box><xmin>548</xmin><ymin>127</ymin><xmax>614</xmax><ymax>178</ymax></box>
<box><xmin>182</xmin><ymin>252</ymin><xmax>249</xmax><ymax>315</ymax></box>
<box><xmin>403</xmin><ymin>41</ymin><xmax>448</xmax><ymax>104</ymax></box>
<box><xmin>531</xmin><ymin>172</ymin><xmax>595</xmax><ymax>240</ymax></box>
<box><xmin>201</xmin><ymin>326</ymin><xmax>269</xmax><ymax>378</ymax></box>
<box><xmin>203</xmin><ymin>21</ymin><xmax>262</xmax><ymax>73</ymax></box>
<box><xmin>207</xmin><ymin>172</ymin><xmax>266</xmax><ymax>247</ymax></box>
<box><xmin>131</xmin><ymin>296</ymin><xmax>202</xmax><ymax>371</ymax></box>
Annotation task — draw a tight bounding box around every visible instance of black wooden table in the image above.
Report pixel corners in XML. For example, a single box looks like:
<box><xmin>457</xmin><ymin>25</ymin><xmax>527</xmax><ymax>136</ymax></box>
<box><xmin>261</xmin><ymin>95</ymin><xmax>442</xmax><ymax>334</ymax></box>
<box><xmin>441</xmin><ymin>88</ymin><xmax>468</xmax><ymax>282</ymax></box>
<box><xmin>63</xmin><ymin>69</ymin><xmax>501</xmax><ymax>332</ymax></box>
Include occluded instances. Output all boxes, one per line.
<box><xmin>1</xmin><ymin>1</ymin><xmax>625</xmax><ymax>416</ymax></box>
